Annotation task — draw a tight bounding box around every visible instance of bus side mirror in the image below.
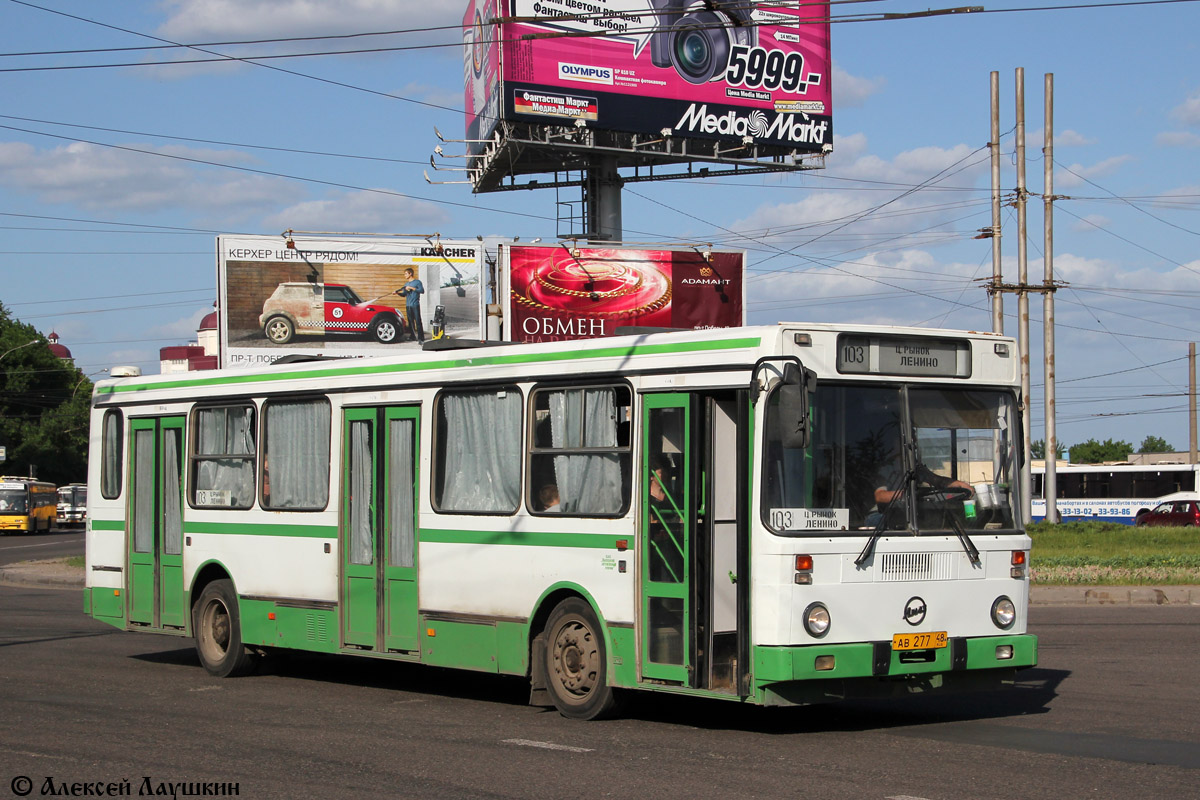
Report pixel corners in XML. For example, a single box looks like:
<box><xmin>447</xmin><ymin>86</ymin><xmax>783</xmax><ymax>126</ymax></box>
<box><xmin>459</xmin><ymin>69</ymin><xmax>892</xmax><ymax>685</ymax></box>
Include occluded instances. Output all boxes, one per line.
<box><xmin>778</xmin><ymin>364</ymin><xmax>815</xmax><ymax>449</ymax></box>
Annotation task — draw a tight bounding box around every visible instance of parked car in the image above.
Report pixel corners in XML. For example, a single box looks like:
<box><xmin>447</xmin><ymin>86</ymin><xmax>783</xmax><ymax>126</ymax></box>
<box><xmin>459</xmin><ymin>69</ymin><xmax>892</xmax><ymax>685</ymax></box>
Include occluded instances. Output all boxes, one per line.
<box><xmin>1134</xmin><ymin>493</ymin><xmax>1200</xmax><ymax>527</ymax></box>
<box><xmin>259</xmin><ymin>282</ymin><xmax>406</xmax><ymax>345</ymax></box>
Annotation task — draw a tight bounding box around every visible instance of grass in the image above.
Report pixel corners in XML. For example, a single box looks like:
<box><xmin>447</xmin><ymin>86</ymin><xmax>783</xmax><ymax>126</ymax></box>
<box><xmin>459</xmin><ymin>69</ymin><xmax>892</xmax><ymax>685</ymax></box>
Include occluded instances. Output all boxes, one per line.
<box><xmin>63</xmin><ymin>556</ymin><xmax>84</xmax><ymax>569</ymax></box>
<box><xmin>1028</xmin><ymin>521</ymin><xmax>1200</xmax><ymax>585</ymax></box>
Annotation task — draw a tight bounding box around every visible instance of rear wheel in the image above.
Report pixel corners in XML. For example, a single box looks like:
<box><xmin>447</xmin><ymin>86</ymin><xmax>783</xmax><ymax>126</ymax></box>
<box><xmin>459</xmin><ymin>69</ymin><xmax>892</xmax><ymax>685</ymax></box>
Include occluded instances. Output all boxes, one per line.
<box><xmin>264</xmin><ymin>315</ymin><xmax>295</xmax><ymax>344</ymax></box>
<box><xmin>193</xmin><ymin>579</ymin><xmax>258</xmax><ymax>678</ymax></box>
<box><xmin>543</xmin><ymin>597</ymin><xmax>620</xmax><ymax>720</ymax></box>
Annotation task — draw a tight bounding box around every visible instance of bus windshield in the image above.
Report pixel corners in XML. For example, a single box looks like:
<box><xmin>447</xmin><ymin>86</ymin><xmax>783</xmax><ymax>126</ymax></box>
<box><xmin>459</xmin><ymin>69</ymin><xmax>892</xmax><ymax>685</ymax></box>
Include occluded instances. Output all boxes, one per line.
<box><xmin>0</xmin><ymin>490</ymin><xmax>29</xmax><ymax>514</ymax></box>
<box><xmin>764</xmin><ymin>384</ymin><xmax>1022</xmax><ymax>535</ymax></box>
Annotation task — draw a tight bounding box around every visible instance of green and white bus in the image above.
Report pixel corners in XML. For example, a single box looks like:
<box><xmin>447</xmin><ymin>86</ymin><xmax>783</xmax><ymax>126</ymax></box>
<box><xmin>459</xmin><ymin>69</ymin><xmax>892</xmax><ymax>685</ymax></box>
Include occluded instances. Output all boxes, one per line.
<box><xmin>84</xmin><ymin>324</ymin><xmax>1036</xmax><ymax>719</ymax></box>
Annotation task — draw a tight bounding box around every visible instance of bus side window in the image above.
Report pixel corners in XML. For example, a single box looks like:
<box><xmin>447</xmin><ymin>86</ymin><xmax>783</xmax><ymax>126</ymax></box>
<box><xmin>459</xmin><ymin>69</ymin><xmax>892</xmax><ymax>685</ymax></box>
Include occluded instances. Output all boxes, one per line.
<box><xmin>101</xmin><ymin>409</ymin><xmax>123</xmax><ymax>499</ymax></box>
<box><xmin>191</xmin><ymin>404</ymin><xmax>257</xmax><ymax>509</ymax></box>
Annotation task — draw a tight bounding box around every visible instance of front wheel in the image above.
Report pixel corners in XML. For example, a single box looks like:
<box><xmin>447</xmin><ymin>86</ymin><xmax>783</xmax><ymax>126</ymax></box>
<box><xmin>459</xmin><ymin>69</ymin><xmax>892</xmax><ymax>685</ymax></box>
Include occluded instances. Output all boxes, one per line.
<box><xmin>371</xmin><ymin>315</ymin><xmax>401</xmax><ymax>344</ymax></box>
<box><xmin>543</xmin><ymin>597</ymin><xmax>620</xmax><ymax>720</ymax></box>
<box><xmin>193</xmin><ymin>579</ymin><xmax>258</xmax><ymax>678</ymax></box>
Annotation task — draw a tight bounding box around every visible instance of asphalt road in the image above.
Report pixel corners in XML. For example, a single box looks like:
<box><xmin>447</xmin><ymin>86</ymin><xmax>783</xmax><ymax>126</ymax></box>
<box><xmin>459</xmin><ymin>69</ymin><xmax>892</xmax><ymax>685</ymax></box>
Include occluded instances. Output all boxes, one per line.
<box><xmin>0</xmin><ymin>529</ymin><xmax>83</xmax><ymax>566</ymax></box>
<box><xmin>1</xmin><ymin>587</ymin><xmax>1197</xmax><ymax>800</ymax></box>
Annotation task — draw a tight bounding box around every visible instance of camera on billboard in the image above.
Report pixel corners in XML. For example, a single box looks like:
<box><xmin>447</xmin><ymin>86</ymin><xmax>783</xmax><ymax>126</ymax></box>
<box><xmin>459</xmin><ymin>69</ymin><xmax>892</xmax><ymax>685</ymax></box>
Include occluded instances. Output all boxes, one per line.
<box><xmin>648</xmin><ymin>0</ymin><xmax>758</xmax><ymax>85</ymax></box>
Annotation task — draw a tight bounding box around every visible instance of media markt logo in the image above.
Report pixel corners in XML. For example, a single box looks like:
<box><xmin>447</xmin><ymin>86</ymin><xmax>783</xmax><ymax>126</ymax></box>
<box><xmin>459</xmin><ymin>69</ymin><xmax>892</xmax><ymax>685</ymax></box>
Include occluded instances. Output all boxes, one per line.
<box><xmin>674</xmin><ymin>103</ymin><xmax>829</xmax><ymax>145</ymax></box>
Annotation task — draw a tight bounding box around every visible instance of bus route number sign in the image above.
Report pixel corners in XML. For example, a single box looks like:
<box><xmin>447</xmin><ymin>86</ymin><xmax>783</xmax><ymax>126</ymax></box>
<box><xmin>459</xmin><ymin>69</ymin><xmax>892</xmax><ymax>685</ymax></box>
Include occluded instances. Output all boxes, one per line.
<box><xmin>769</xmin><ymin>508</ymin><xmax>849</xmax><ymax>532</ymax></box>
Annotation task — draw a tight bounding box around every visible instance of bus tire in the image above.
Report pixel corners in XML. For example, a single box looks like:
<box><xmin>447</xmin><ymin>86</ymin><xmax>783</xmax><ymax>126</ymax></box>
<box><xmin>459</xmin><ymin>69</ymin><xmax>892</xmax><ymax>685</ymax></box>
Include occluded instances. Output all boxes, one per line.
<box><xmin>543</xmin><ymin>597</ymin><xmax>620</xmax><ymax>720</ymax></box>
<box><xmin>193</xmin><ymin>579</ymin><xmax>258</xmax><ymax>678</ymax></box>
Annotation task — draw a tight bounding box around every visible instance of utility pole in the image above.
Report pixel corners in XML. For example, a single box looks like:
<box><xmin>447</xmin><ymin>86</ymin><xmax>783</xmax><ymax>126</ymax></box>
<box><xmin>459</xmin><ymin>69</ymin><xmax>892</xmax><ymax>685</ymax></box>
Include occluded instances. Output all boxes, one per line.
<box><xmin>1016</xmin><ymin>68</ymin><xmax>1032</xmax><ymax>515</ymax></box>
<box><xmin>1190</xmin><ymin>342</ymin><xmax>1197</xmax><ymax>464</ymax></box>
<box><xmin>1043</xmin><ymin>73</ymin><xmax>1058</xmax><ymax>524</ymax></box>
<box><xmin>989</xmin><ymin>71</ymin><xmax>1004</xmax><ymax>334</ymax></box>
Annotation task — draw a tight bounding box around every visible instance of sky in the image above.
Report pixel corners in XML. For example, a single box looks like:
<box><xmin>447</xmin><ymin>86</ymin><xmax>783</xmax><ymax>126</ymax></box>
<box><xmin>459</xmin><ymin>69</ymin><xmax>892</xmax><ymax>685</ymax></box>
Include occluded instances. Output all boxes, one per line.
<box><xmin>1</xmin><ymin>0</ymin><xmax>1198</xmax><ymax>453</ymax></box>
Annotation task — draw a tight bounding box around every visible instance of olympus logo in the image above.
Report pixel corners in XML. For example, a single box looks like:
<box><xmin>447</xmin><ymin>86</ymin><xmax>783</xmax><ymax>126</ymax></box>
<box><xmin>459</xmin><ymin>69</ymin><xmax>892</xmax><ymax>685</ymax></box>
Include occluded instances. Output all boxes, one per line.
<box><xmin>674</xmin><ymin>104</ymin><xmax>830</xmax><ymax>145</ymax></box>
<box><xmin>558</xmin><ymin>62</ymin><xmax>614</xmax><ymax>85</ymax></box>
<box><xmin>903</xmin><ymin>596</ymin><xmax>928</xmax><ymax>626</ymax></box>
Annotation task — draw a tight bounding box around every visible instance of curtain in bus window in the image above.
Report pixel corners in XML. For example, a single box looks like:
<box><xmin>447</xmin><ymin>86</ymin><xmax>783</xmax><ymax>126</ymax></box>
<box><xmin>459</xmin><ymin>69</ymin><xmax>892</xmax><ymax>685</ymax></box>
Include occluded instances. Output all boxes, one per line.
<box><xmin>349</xmin><ymin>420</ymin><xmax>373</xmax><ymax>565</ymax></box>
<box><xmin>265</xmin><ymin>401</ymin><xmax>331</xmax><ymax>509</ymax></box>
<box><xmin>133</xmin><ymin>430</ymin><xmax>154</xmax><ymax>553</ymax></box>
<box><xmin>388</xmin><ymin>418</ymin><xmax>415</xmax><ymax>568</ymax></box>
<box><xmin>195</xmin><ymin>407</ymin><xmax>254</xmax><ymax>507</ymax></box>
<box><xmin>439</xmin><ymin>391</ymin><xmax>520</xmax><ymax>512</ymax></box>
<box><xmin>549</xmin><ymin>388</ymin><xmax>623</xmax><ymax>514</ymax></box>
<box><xmin>102</xmin><ymin>412</ymin><xmax>122</xmax><ymax>499</ymax></box>
<box><xmin>164</xmin><ymin>429</ymin><xmax>182</xmax><ymax>556</ymax></box>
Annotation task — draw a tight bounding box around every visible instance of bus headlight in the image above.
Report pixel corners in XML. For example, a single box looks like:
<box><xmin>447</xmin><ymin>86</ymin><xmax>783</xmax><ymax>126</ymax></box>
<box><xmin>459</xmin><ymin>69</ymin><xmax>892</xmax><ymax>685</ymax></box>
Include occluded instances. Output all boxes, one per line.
<box><xmin>991</xmin><ymin>596</ymin><xmax>1016</xmax><ymax>630</ymax></box>
<box><xmin>803</xmin><ymin>602</ymin><xmax>831</xmax><ymax>638</ymax></box>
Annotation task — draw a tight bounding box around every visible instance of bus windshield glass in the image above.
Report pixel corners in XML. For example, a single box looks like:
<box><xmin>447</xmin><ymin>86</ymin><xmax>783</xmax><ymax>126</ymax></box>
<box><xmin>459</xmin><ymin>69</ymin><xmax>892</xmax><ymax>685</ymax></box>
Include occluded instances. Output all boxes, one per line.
<box><xmin>764</xmin><ymin>384</ymin><xmax>1022</xmax><ymax>535</ymax></box>
<box><xmin>0</xmin><ymin>490</ymin><xmax>29</xmax><ymax>514</ymax></box>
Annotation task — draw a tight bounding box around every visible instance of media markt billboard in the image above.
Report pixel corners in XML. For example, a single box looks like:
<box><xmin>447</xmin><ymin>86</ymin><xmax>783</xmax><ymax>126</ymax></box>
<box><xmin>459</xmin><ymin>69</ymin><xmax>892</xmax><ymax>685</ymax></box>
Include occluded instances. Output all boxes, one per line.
<box><xmin>501</xmin><ymin>244</ymin><xmax>745</xmax><ymax>343</ymax></box>
<box><xmin>217</xmin><ymin>235</ymin><xmax>485</xmax><ymax>369</ymax></box>
<box><xmin>464</xmin><ymin>0</ymin><xmax>832</xmax><ymax>154</ymax></box>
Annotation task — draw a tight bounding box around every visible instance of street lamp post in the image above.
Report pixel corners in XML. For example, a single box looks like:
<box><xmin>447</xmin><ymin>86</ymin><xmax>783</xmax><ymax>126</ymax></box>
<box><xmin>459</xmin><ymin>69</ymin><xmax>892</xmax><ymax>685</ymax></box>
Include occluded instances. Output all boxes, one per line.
<box><xmin>0</xmin><ymin>339</ymin><xmax>37</xmax><ymax>362</ymax></box>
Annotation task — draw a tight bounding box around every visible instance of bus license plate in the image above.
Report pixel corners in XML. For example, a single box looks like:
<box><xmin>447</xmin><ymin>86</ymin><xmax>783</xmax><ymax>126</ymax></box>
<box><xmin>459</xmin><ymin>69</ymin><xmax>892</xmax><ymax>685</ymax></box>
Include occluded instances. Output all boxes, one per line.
<box><xmin>892</xmin><ymin>631</ymin><xmax>948</xmax><ymax>651</ymax></box>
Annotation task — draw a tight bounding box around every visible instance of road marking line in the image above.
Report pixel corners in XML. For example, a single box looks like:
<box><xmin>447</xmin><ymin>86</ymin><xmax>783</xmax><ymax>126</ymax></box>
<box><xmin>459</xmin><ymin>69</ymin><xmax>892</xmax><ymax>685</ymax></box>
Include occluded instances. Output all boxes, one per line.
<box><xmin>888</xmin><ymin>796</ymin><xmax>935</xmax><ymax>800</ymax></box>
<box><xmin>502</xmin><ymin>739</ymin><xmax>594</xmax><ymax>753</ymax></box>
<box><xmin>1</xmin><ymin>541</ymin><xmax>68</xmax><ymax>551</ymax></box>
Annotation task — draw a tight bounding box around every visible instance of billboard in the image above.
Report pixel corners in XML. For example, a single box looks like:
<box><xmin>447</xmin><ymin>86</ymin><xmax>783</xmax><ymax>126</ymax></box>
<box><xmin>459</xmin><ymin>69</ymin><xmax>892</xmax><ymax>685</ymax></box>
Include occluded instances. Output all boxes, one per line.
<box><xmin>463</xmin><ymin>1</ymin><xmax>832</xmax><ymax>155</ymax></box>
<box><xmin>502</xmin><ymin>244</ymin><xmax>744</xmax><ymax>343</ymax></box>
<box><xmin>217</xmin><ymin>235</ymin><xmax>486</xmax><ymax>369</ymax></box>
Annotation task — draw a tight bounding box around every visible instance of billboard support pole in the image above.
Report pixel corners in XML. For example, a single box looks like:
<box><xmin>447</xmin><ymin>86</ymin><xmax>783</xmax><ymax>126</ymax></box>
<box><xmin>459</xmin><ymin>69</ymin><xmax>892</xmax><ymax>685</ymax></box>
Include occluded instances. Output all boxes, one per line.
<box><xmin>587</xmin><ymin>156</ymin><xmax>623</xmax><ymax>243</ymax></box>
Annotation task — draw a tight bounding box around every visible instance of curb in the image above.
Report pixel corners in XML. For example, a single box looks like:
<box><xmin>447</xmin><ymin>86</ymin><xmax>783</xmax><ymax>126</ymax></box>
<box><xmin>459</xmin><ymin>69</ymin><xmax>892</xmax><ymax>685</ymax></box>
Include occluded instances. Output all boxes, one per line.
<box><xmin>0</xmin><ymin>559</ymin><xmax>85</xmax><ymax>591</ymax></box>
<box><xmin>1031</xmin><ymin>585</ymin><xmax>1200</xmax><ymax>606</ymax></box>
<box><xmin>3</xmin><ymin>560</ymin><xmax>1199</xmax><ymax>606</ymax></box>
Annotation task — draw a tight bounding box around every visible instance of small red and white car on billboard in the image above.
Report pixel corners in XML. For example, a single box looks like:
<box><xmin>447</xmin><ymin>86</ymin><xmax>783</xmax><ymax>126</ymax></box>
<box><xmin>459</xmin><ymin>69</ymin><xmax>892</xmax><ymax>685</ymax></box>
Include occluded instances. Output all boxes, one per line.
<box><xmin>259</xmin><ymin>282</ymin><xmax>406</xmax><ymax>345</ymax></box>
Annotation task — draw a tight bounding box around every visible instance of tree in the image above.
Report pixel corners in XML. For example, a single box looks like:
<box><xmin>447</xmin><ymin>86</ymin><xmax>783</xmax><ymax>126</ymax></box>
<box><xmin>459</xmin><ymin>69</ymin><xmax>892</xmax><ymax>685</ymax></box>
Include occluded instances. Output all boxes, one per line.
<box><xmin>1068</xmin><ymin>438</ymin><xmax>1134</xmax><ymax>464</ymax></box>
<box><xmin>1138</xmin><ymin>435</ymin><xmax>1174</xmax><ymax>454</ymax></box>
<box><xmin>0</xmin><ymin>302</ymin><xmax>92</xmax><ymax>485</ymax></box>
<box><xmin>1032</xmin><ymin>439</ymin><xmax>1066</xmax><ymax>460</ymax></box>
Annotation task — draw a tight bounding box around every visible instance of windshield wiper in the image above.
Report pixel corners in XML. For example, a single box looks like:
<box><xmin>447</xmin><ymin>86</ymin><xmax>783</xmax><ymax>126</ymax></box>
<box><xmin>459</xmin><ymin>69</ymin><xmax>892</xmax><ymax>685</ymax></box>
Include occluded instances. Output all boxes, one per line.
<box><xmin>855</xmin><ymin>467</ymin><xmax>914</xmax><ymax>568</ymax></box>
<box><xmin>948</xmin><ymin>509</ymin><xmax>981</xmax><ymax>566</ymax></box>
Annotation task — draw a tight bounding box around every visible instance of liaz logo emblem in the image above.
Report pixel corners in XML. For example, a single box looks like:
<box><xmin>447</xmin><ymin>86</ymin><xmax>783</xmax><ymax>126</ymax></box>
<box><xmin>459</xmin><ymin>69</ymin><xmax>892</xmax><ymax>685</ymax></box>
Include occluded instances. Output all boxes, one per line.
<box><xmin>903</xmin><ymin>596</ymin><xmax>927</xmax><ymax>626</ymax></box>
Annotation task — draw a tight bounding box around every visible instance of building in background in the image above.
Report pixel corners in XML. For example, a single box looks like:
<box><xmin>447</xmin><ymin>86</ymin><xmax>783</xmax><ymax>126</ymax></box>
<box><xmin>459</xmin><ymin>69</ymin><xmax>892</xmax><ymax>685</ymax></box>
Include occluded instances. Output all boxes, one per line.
<box><xmin>47</xmin><ymin>331</ymin><xmax>73</xmax><ymax>364</ymax></box>
<box><xmin>159</xmin><ymin>303</ymin><xmax>219</xmax><ymax>374</ymax></box>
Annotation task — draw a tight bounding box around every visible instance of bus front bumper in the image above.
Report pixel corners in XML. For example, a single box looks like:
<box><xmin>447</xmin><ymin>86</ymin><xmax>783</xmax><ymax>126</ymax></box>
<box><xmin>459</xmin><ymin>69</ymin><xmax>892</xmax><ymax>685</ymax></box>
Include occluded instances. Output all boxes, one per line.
<box><xmin>753</xmin><ymin>634</ymin><xmax>1037</xmax><ymax>706</ymax></box>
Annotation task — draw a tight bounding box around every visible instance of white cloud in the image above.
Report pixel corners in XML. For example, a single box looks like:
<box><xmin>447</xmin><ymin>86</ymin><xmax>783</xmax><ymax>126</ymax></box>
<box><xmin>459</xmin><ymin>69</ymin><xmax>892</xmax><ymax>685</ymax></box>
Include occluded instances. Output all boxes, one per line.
<box><xmin>1055</xmin><ymin>129</ymin><xmax>1094</xmax><ymax>147</ymax></box>
<box><xmin>147</xmin><ymin>307</ymin><xmax>213</xmax><ymax>341</ymax></box>
<box><xmin>1156</xmin><ymin>131</ymin><xmax>1200</xmax><ymax>148</ymax></box>
<box><xmin>1169</xmin><ymin>89</ymin><xmax>1200</xmax><ymax>127</ymax></box>
<box><xmin>263</xmin><ymin>188</ymin><xmax>450</xmax><ymax>231</ymax></box>
<box><xmin>157</xmin><ymin>0</ymin><xmax>465</xmax><ymax>40</ymax></box>
<box><xmin>0</xmin><ymin>140</ymin><xmax>303</xmax><ymax>214</ymax></box>
<box><xmin>830</xmin><ymin>63</ymin><xmax>885</xmax><ymax>108</ymax></box>
<box><xmin>1070</xmin><ymin>214</ymin><xmax>1111</xmax><ymax>233</ymax></box>
<box><xmin>1055</xmin><ymin>155</ymin><xmax>1134</xmax><ymax>188</ymax></box>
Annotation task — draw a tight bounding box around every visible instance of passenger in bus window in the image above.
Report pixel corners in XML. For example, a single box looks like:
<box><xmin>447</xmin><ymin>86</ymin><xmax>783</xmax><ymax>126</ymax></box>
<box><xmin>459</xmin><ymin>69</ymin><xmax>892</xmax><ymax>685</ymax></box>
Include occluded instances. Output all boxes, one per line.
<box><xmin>539</xmin><ymin>484</ymin><xmax>560</xmax><ymax>512</ymax></box>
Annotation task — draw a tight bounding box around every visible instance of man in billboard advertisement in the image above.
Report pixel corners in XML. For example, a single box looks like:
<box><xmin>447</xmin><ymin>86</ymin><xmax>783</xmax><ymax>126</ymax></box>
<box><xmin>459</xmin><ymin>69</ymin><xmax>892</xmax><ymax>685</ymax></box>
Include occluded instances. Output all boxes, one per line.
<box><xmin>496</xmin><ymin>1</ymin><xmax>832</xmax><ymax>152</ymax></box>
<box><xmin>218</xmin><ymin>235</ymin><xmax>484</xmax><ymax>369</ymax></box>
<box><xmin>506</xmin><ymin>244</ymin><xmax>744</xmax><ymax>343</ymax></box>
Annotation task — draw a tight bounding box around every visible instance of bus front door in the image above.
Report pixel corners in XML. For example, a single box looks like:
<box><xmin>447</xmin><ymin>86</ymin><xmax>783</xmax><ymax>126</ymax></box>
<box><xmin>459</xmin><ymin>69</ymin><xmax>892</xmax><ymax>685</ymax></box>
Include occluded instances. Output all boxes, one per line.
<box><xmin>341</xmin><ymin>407</ymin><xmax>420</xmax><ymax>654</ymax></box>
<box><xmin>127</xmin><ymin>416</ymin><xmax>186</xmax><ymax>630</ymax></box>
<box><xmin>641</xmin><ymin>394</ymin><xmax>693</xmax><ymax>684</ymax></box>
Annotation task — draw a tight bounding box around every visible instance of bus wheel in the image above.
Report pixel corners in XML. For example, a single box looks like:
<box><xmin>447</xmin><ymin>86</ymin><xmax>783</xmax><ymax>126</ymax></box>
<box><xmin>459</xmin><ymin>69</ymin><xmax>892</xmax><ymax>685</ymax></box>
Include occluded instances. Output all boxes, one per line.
<box><xmin>544</xmin><ymin>597</ymin><xmax>620</xmax><ymax>720</ymax></box>
<box><xmin>193</xmin><ymin>579</ymin><xmax>258</xmax><ymax>678</ymax></box>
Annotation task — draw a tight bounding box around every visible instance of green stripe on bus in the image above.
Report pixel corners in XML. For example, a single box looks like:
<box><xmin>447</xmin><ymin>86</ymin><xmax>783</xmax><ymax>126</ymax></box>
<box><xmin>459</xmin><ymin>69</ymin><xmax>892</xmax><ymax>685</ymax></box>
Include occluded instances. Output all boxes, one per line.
<box><xmin>183</xmin><ymin>521</ymin><xmax>336</xmax><ymax>538</ymax></box>
<box><xmin>96</xmin><ymin>336</ymin><xmax>761</xmax><ymax>395</ymax></box>
<box><xmin>419</xmin><ymin>528</ymin><xmax>624</xmax><ymax>549</ymax></box>
<box><xmin>91</xmin><ymin>519</ymin><xmax>125</xmax><ymax>531</ymax></box>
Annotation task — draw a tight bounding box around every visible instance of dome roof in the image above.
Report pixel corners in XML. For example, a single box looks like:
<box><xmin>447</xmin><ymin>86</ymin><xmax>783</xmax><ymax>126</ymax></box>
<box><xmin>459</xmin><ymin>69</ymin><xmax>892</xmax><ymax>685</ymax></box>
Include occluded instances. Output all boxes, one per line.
<box><xmin>199</xmin><ymin>310</ymin><xmax>218</xmax><ymax>331</ymax></box>
<box><xmin>47</xmin><ymin>332</ymin><xmax>72</xmax><ymax>359</ymax></box>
